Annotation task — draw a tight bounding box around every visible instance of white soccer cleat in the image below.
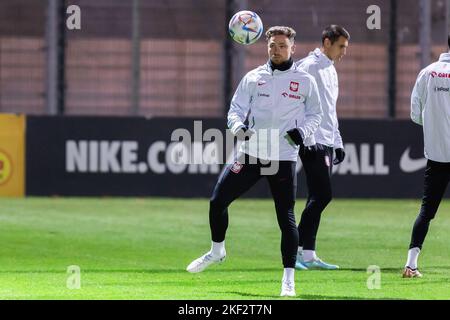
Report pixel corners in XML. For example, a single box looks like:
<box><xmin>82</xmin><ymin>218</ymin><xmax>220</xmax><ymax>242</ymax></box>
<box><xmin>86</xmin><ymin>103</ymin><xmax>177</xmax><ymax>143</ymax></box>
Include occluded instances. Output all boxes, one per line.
<box><xmin>402</xmin><ymin>266</ymin><xmax>423</xmax><ymax>278</ymax></box>
<box><xmin>280</xmin><ymin>280</ymin><xmax>296</xmax><ymax>297</ymax></box>
<box><xmin>186</xmin><ymin>252</ymin><xmax>226</xmax><ymax>273</ymax></box>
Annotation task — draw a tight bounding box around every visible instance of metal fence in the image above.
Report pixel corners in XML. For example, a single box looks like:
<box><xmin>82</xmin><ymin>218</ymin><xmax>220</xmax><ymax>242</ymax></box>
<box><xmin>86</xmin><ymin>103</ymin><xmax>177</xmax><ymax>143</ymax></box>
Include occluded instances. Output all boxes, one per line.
<box><xmin>0</xmin><ymin>0</ymin><xmax>449</xmax><ymax>118</ymax></box>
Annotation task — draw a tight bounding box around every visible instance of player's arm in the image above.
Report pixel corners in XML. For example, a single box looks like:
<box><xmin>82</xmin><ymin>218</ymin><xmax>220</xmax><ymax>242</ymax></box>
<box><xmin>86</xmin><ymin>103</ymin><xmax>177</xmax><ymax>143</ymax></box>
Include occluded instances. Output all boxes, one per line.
<box><xmin>294</xmin><ymin>63</ymin><xmax>322</xmax><ymax>147</ymax></box>
<box><xmin>299</xmin><ymin>76</ymin><xmax>323</xmax><ymax>145</ymax></box>
<box><xmin>411</xmin><ymin>69</ymin><xmax>428</xmax><ymax>126</ymax></box>
<box><xmin>333</xmin><ymin>125</ymin><xmax>344</xmax><ymax>149</ymax></box>
<box><xmin>227</xmin><ymin>75</ymin><xmax>252</xmax><ymax>135</ymax></box>
<box><xmin>285</xmin><ymin>77</ymin><xmax>322</xmax><ymax>151</ymax></box>
<box><xmin>332</xmin><ymin>123</ymin><xmax>346</xmax><ymax>164</ymax></box>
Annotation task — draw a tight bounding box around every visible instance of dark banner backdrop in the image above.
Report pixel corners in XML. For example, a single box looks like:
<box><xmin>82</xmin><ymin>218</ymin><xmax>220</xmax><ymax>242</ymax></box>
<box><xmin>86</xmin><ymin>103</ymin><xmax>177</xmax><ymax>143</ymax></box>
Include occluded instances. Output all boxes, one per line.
<box><xmin>26</xmin><ymin>116</ymin><xmax>446</xmax><ymax>198</ymax></box>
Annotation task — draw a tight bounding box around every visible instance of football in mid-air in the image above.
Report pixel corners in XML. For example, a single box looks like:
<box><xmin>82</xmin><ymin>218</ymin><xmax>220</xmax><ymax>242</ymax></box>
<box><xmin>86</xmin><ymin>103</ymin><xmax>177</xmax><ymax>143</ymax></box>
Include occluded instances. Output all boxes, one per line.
<box><xmin>228</xmin><ymin>10</ymin><xmax>263</xmax><ymax>45</ymax></box>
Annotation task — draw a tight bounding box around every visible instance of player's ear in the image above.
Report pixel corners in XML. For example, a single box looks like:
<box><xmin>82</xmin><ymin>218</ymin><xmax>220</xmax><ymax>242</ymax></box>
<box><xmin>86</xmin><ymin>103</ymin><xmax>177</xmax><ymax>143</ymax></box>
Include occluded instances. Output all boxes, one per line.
<box><xmin>323</xmin><ymin>38</ymin><xmax>331</xmax><ymax>48</ymax></box>
<box><xmin>291</xmin><ymin>43</ymin><xmax>296</xmax><ymax>55</ymax></box>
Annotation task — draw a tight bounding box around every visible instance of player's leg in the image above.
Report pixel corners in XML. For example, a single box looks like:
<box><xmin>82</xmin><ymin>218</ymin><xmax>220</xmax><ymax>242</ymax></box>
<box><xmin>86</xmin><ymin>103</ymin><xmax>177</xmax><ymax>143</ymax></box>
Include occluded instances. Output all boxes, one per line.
<box><xmin>187</xmin><ymin>153</ymin><xmax>262</xmax><ymax>273</ymax></box>
<box><xmin>267</xmin><ymin>161</ymin><xmax>298</xmax><ymax>296</ymax></box>
<box><xmin>403</xmin><ymin>160</ymin><xmax>450</xmax><ymax>277</ymax></box>
<box><xmin>297</xmin><ymin>144</ymin><xmax>337</xmax><ymax>269</ymax></box>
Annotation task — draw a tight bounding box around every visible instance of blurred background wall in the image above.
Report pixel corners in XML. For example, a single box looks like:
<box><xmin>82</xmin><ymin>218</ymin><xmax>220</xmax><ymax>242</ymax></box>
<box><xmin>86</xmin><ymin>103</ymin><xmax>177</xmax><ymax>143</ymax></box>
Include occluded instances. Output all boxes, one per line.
<box><xmin>0</xmin><ymin>0</ymin><xmax>449</xmax><ymax>118</ymax></box>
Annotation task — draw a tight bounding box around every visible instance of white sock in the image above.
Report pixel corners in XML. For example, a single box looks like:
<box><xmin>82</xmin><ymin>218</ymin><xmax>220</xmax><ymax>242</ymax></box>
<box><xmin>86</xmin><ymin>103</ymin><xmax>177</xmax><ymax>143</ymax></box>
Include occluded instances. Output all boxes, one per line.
<box><xmin>297</xmin><ymin>246</ymin><xmax>303</xmax><ymax>255</ymax></box>
<box><xmin>283</xmin><ymin>268</ymin><xmax>295</xmax><ymax>283</ymax></box>
<box><xmin>303</xmin><ymin>250</ymin><xmax>317</xmax><ymax>262</ymax></box>
<box><xmin>406</xmin><ymin>247</ymin><xmax>420</xmax><ymax>269</ymax></box>
<box><xmin>210</xmin><ymin>241</ymin><xmax>225</xmax><ymax>257</ymax></box>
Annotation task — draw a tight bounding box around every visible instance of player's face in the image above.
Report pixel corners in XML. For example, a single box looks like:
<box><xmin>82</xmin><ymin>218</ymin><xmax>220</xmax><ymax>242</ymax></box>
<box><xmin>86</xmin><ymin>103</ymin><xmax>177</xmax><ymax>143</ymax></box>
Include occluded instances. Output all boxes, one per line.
<box><xmin>324</xmin><ymin>36</ymin><xmax>348</xmax><ymax>62</ymax></box>
<box><xmin>268</xmin><ymin>35</ymin><xmax>295</xmax><ymax>65</ymax></box>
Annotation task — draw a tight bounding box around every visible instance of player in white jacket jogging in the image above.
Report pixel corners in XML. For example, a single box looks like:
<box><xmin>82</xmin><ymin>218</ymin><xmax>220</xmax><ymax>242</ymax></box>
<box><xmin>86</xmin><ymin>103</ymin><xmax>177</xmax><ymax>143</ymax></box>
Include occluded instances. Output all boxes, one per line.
<box><xmin>294</xmin><ymin>25</ymin><xmax>349</xmax><ymax>270</ymax></box>
<box><xmin>186</xmin><ymin>26</ymin><xmax>323</xmax><ymax>297</ymax></box>
<box><xmin>403</xmin><ymin>35</ymin><xmax>450</xmax><ymax>278</ymax></box>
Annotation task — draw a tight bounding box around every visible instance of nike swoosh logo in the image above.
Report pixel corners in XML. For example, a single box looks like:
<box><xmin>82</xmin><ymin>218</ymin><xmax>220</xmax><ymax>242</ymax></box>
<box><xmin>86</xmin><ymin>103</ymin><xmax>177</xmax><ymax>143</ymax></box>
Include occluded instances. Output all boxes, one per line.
<box><xmin>399</xmin><ymin>147</ymin><xmax>427</xmax><ymax>173</ymax></box>
<box><xmin>258</xmin><ymin>81</ymin><xmax>266</xmax><ymax>86</ymax></box>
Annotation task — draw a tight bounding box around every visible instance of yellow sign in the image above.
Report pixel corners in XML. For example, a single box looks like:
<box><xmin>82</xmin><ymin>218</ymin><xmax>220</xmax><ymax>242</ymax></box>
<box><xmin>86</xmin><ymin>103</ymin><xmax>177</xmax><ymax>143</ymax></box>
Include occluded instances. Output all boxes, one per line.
<box><xmin>0</xmin><ymin>150</ymin><xmax>13</xmax><ymax>185</ymax></box>
<box><xmin>0</xmin><ymin>114</ymin><xmax>25</xmax><ymax>197</ymax></box>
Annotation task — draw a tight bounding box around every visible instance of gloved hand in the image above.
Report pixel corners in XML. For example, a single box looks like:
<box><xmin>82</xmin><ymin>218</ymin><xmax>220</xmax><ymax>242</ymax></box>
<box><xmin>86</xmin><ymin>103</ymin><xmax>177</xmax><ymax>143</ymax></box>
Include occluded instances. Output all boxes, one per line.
<box><xmin>235</xmin><ymin>125</ymin><xmax>254</xmax><ymax>141</ymax></box>
<box><xmin>285</xmin><ymin>128</ymin><xmax>304</xmax><ymax>148</ymax></box>
<box><xmin>333</xmin><ymin>148</ymin><xmax>345</xmax><ymax>165</ymax></box>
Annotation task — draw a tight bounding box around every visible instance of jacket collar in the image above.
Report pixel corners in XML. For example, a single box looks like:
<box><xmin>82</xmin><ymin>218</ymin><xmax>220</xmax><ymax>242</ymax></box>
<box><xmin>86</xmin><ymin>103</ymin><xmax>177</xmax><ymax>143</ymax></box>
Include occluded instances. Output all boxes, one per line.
<box><xmin>439</xmin><ymin>52</ymin><xmax>450</xmax><ymax>63</ymax></box>
<box><xmin>265</xmin><ymin>59</ymin><xmax>296</xmax><ymax>74</ymax></box>
<box><xmin>268</xmin><ymin>57</ymin><xmax>294</xmax><ymax>71</ymax></box>
<box><xmin>312</xmin><ymin>48</ymin><xmax>334</xmax><ymax>65</ymax></box>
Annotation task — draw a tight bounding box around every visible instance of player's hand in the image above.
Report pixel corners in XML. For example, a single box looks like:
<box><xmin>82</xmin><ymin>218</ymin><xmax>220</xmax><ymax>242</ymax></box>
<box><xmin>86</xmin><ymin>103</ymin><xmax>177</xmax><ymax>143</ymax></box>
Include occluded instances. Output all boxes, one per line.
<box><xmin>285</xmin><ymin>128</ymin><xmax>304</xmax><ymax>148</ymax></box>
<box><xmin>235</xmin><ymin>125</ymin><xmax>254</xmax><ymax>141</ymax></box>
<box><xmin>333</xmin><ymin>148</ymin><xmax>345</xmax><ymax>165</ymax></box>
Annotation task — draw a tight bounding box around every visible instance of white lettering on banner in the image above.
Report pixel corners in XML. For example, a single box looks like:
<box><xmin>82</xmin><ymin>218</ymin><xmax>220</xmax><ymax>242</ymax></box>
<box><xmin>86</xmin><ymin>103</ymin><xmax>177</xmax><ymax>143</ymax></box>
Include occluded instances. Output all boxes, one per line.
<box><xmin>170</xmin><ymin>121</ymin><xmax>205</xmax><ymax>165</ymax></box>
<box><xmin>296</xmin><ymin>158</ymin><xmax>303</xmax><ymax>173</ymax></box>
<box><xmin>65</xmin><ymin>140</ymin><xmax>220</xmax><ymax>175</ymax></box>
<box><xmin>66</xmin><ymin>140</ymin><xmax>88</xmax><ymax>172</ymax></box>
<box><xmin>188</xmin><ymin>142</ymin><xmax>220</xmax><ymax>174</ymax></box>
<box><xmin>100</xmin><ymin>141</ymin><xmax>121</xmax><ymax>173</ymax></box>
<box><xmin>166</xmin><ymin>142</ymin><xmax>188</xmax><ymax>174</ymax></box>
<box><xmin>148</xmin><ymin>141</ymin><xmax>166</xmax><ymax>174</ymax></box>
<box><xmin>203</xmin><ymin>128</ymin><xmax>223</xmax><ymax>163</ymax></box>
<box><xmin>360</xmin><ymin>144</ymin><xmax>375</xmax><ymax>174</ymax></box>
<box><xmin>332</xmin><ymin>143</ymin><xmax>389</xmax><ymax>175</ymax></box>
<box><xmin>65</xmin><ymin>140</ymin><xmax>392</xmax><ymax>176</ymax></box>
<box><xmin>67</xmin><ymin>140</ymin><xmax>140</xmax><ymax>173</ymax></box>
<box><xmin>89</xmin><ymin>141</ymin><xmax>98</xmax><ymax>172</ymax></box>
<box><xmin>375</xmin><ymin>144</ymin><xmax>389</xmax><ymax>174</ymax></box>
<box><xmin>122</xmin><ymin>141</ymin><xmax>138</xmax><ymax>173</ymax></box>
<box><xmin>335</xmin><ymin>144</ymin><xmax>359</xmax><ymax>174</ymax></box>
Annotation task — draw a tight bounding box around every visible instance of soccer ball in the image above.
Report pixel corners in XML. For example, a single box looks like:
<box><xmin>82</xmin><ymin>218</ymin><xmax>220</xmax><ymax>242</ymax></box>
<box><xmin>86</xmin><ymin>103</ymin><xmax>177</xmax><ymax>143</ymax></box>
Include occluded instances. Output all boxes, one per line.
<box><xmin>228</xmin><ymin>10</ymin><xmax>263</xmax><ymax>45</ymax></box>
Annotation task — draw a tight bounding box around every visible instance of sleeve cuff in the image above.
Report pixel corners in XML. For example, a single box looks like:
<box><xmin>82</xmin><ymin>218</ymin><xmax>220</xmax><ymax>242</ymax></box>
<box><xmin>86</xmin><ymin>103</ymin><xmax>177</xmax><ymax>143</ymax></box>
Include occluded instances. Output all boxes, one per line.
<box><xmin>304</xmin><ymin>135</ymin><xmax>316</xmax><ymax>147</ymax></box>
<box><xmin>230</xmin><ymin>122</ymin><xmax>245</xmax><ymax>135</ymax></box>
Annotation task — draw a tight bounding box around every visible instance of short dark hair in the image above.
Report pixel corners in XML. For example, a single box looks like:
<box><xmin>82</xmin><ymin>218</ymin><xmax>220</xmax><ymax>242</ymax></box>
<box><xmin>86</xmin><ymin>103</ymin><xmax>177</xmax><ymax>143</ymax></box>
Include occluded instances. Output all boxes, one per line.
<box><xmin>265</xmin><ymin>26</ymin><xmax>296</xmax><ymax>42</ymax></box>
<box><xmin>322</xmin><ymin>25</ymin><xmax>350</xmax><ymax>45</ymax></box>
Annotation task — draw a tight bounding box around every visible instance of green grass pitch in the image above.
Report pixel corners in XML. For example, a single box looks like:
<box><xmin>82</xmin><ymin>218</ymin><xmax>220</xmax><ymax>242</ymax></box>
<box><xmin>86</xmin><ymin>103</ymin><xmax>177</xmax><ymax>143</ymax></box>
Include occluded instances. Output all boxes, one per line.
<box><xmin>0</xmin><ymin>197</ymin><xmax>449</xmax><ymax>299</ymax></box>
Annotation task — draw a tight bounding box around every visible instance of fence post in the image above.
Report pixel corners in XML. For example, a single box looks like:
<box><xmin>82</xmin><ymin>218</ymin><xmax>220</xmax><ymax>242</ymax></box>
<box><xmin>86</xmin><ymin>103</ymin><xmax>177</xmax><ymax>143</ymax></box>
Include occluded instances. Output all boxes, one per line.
<box><xmin>131</xmin><ymin>0</ymin><xmax>141</xmax><ymax>116</ymax></box>
<box><xmin>46</xmin><ymin>0</ymin><xmax>66</xmax><ymax>115</ymax></box>
<box><xmin>388</xmin><ymin>0</ymin><xmax>397</xmax><ymax>118</ymax></box>
<box><xmin>419</xmin><ymin>0</ymin><xmax>431</xmax><ymax>68</ymax></box>
<box><xmin>224</xmin><ymin>0</ymin><xmax>248</xmax><ymax>116</ymax></box>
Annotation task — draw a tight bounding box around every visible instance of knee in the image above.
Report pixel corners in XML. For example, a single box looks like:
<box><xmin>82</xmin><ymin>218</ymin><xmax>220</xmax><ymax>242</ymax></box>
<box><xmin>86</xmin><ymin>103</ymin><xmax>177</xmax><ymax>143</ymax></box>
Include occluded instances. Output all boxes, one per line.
<box><xmin>418</xmin><ymin>207</ymin><xmax>437</xmax><ymax>221</ymax></box>
<box><xmin>275</xmin><ymin>207</ymin><xmax>297</xmax><ymax>229</ymax></box>
<box><xmin>311</xmin><ymin>192</ymin><xmax>332</xmax><ymax>209</ymax></box>
<box><xmin>274</xmin><ymin>199</ymin><xmax>295</xmax><ymax>217</ymax></box>
<box><xmin>320</xmin><ymin>193</ymin><xmax>332</xmax><ymax>207</ymax></box>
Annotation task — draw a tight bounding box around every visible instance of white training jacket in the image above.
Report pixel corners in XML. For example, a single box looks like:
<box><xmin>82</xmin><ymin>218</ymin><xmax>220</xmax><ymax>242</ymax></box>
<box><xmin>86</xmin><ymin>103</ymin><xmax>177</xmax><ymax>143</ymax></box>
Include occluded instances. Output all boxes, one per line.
<box><xmin>227</xmin><ymin>62</ymin><xmax>323</xmax><ymax>161</ymax></box>
<box><xmin>411</xmin><ymin>52</ymin><xmax>450</xmax><ymax>163</ymax></box>
<box><xmin>296</xmin><ymin>48</ymin><xmax>344</xmax><ymax>149</ymax></box>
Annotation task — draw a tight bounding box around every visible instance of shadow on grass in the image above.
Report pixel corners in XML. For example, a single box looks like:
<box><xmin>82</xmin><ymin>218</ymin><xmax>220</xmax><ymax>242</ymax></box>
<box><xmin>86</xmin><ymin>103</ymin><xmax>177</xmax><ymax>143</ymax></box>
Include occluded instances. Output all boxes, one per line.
<box><xmin>212</xmin><ymin>291</ymin><xmax>280</xmax><ymax>299</ymax></box>
<box><xmin>0</xmin><ymin>266</ymin><xmax>448</xmax><ymax>275</ymax></box>
<box><xmin>326</xmin><ymin>266</ymin><xmax>450</xmax><ymax>273</ymax></box>
<box><xmin>218</xmin><ymin>292</ymin><xmax>407</xmax><ymax>300</ymax></box>
<box><xmin>298</xmin><ymin>294</ymin><xmax>407</xmax><ymax>300</ymax></box>
<box><xmin>0</xmin><ymin>268</ymin><xmax>281</xmax><ymax>274</ymax></box>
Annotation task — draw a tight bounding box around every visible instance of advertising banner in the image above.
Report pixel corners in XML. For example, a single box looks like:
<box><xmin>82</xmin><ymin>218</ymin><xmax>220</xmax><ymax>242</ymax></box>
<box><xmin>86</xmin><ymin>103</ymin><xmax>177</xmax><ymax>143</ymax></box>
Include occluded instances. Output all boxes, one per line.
<box><xmin>26</xmin><ymin>116</ymin><xmax>442</xmax><ymax>198</ymax></box>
